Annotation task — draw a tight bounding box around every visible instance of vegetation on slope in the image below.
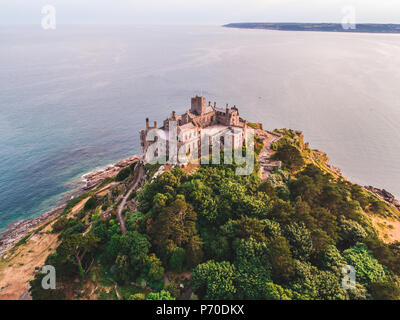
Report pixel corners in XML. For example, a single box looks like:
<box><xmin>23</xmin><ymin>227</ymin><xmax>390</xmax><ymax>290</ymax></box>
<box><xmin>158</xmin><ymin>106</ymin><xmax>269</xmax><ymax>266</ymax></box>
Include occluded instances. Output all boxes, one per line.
<box><xmin>28</xmin><ymin>130</ymin><xmax>400</xmax><ymax>300</ymax></box>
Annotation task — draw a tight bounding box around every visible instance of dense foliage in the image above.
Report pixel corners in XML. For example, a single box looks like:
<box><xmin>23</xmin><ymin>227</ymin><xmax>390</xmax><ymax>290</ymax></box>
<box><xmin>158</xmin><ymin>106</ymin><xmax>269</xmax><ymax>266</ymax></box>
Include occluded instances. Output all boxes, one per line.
<box><xmin>29</xmin><ymin>130</ymin><xmax>400</xmax><ymax>300</ymax></box>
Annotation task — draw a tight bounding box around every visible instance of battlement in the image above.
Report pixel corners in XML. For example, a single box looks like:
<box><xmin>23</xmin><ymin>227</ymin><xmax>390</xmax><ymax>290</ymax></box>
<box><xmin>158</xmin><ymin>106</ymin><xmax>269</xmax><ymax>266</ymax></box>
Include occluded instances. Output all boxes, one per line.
<box><xmin>139</xmin><ymin>96</ymin><xmax>247</xmax><ymax>159</ymax></box>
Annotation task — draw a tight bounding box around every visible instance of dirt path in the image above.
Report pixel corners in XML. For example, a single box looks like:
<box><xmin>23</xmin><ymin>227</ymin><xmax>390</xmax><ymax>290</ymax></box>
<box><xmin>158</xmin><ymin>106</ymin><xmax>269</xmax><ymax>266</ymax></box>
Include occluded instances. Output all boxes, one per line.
<box><xmin>257</xmin><ymin>130</ymin><xmax>282</xmax><ymax>181</ymax></box>
<box><xmin>116</xmin><ymin>164</ymin><xmax>144</xmax><ymax>234</ymax></box>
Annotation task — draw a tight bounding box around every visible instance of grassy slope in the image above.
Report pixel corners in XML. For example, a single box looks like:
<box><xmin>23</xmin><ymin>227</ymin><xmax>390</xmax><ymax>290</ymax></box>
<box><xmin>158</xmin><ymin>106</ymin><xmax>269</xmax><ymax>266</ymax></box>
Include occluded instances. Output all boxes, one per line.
<box><xmin>273</xmin><ymin>128</ymin><xmax>400</xmax><ymax>242</ymax></box>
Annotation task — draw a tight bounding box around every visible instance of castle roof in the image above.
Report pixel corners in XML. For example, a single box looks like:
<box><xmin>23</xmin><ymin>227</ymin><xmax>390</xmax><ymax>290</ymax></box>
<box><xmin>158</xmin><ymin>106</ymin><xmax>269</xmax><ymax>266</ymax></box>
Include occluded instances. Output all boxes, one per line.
<box><xmin>179</xmin><ymin>122</ymin><xmax>196</xmax><ymax>131</ymax></box>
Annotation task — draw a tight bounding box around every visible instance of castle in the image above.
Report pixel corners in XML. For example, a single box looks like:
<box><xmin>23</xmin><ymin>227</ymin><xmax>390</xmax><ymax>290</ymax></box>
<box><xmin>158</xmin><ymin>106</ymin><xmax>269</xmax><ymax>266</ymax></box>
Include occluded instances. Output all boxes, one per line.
<box><xmin>140</xmin><ymin>96</ymin><xmax>249</xmax><ymax>163</ymax></box>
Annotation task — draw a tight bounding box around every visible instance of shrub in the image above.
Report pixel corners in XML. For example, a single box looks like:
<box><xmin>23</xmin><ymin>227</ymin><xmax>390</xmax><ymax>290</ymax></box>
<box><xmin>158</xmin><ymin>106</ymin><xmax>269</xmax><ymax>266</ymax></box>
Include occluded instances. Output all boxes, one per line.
<box><xmin>146</xmin><ymin>290</ymin><xmax>175</xmax><ymax>300</ymax></box>
<box><xmin>169</xmin><ymin>247</ymin><xmax>185</xmax><ymax>272</ymax></box>
<box><xmin>128</xmin><ymin>293</ymin><xmax>145</xmax><ymax>300</ymax></box>
<box><xmin>52</xmin><ymin>217</ymin><xmax>69</xmax><ymax>233</ymax></box>
<box><xmin>343</xmin><ymin>243</ymin><xmax>387</xmax><ymax>285</ymax></box>
<box><xmin>116</xmin><ymin>167</ymin><xmax>131</xmax><ymax>182</ymax></box>
<box><xmin>84</xmin><ymin>197</ymin><xmax>97</xmax><ymax>211</ymax></box>
<box><xmin>370</xmin><ymin>280</ymin><xmax>400</xmax><ymax>300</ymax></box>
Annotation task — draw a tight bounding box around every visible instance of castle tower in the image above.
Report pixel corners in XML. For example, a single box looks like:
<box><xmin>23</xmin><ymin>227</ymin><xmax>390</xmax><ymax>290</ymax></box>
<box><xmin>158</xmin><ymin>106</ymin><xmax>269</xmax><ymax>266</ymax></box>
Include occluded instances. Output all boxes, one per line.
<box><xmin>191</xmin><ymin>96</ymin><xmax>206</xmax><ymax>115</ymax></box>
<box><xmin>225</xmin><ymin>105</ymin><xmax>230</xmax><ymax>125</ymax></box>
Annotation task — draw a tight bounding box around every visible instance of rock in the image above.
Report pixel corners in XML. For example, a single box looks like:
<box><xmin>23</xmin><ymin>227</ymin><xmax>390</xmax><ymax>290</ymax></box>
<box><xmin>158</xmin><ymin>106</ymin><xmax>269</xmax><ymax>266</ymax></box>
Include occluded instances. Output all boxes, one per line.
<box><xmin>365</xmin><ymin>185</ymin><xmax>400</xmax><ymax>210</ymax></box>
<box><xmin>82</xmin><ymin>155</ymin><xmax>140</xmax><ymax>190</ymax></box>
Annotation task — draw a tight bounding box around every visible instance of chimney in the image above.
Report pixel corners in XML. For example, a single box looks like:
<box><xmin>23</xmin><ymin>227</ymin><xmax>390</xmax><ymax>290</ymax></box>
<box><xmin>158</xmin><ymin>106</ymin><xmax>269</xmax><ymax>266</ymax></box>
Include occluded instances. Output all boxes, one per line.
<box><xmin>154</xmin><ymin>121</ymin><xmax>157</xmax><ymax>128</ymax></box>
<box><xmin>214</xmin><ymin>102</ymin><xmax>216</xmax><ymax>108</ymax></box>
<box><xmin>146</xmin><ymin>118</ymin><xmax>149</xmax><ymax>129</ymax></box>
<box><xmin>172</xmin><ymin>111</ymin><xmax>176</xmax><ymax>119</ymax></box>
<box><xmin>208</xmin><ymin>101</ymin><xmax>211</xmax><ymax>107</ymax></box>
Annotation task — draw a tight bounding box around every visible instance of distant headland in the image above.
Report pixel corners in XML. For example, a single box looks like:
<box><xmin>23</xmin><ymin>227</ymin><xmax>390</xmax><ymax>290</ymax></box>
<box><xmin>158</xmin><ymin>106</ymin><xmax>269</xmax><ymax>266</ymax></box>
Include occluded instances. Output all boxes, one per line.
<box><xmin>223</xmin><ymin>23</ymin><xmax>400</xmax><ymax>34</ymax></box>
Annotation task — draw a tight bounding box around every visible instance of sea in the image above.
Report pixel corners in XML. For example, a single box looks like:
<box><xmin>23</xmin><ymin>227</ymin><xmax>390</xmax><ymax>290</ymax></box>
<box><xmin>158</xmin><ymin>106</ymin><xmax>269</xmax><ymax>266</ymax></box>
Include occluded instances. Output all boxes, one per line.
<box><xmin>1</xmin><ymin>24</ymin><xmax>400</xmax><ymax>233</ymax></box>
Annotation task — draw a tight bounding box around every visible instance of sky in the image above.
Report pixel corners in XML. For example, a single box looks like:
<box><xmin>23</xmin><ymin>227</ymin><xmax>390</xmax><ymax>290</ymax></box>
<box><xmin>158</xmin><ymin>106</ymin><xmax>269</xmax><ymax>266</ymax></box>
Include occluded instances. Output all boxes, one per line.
<box><xmin>1</xmin><ymin>0</ymin><xmax>400</xmax><ymax>25</ymax></box>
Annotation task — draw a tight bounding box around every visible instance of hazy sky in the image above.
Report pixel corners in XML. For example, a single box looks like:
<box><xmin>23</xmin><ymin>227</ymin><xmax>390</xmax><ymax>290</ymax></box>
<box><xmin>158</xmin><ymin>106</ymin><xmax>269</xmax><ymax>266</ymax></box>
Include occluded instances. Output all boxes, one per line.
<box><xmin>2</xmin><ymin>0</ymin><xmax>400</xmax><ymax>24</ymax></box>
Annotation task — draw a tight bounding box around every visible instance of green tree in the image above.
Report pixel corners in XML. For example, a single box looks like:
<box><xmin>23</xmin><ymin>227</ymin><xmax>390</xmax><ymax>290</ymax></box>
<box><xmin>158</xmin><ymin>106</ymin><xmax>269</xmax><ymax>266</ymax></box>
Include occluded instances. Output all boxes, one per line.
<box><xmin>234</xmin><ymin>238</ymin><xmax>272</xmax><ymax>299</ymax></box>
<box><xmin>291</xmin><ymin>260</ymin><xmax>347</xmax><ymax>300</ymax></box>
<box><xmin>169</xmin><ymin>247</ymin><xmax>185</xmax><ymax>272</ymax></box>
<box><xmin>153</xmin><ymin>193</ymin><xmax>168</xmax><ymax>210</ymax></box>
<box><xmin>84</xmin><ymin>197</ymin><xmax>97</xmax><ymax>211</ymax></box>
<box><xmin>267</xmin><ymin>236</ymin><xmax>296</xmax><ymax>284</ymax></box>
<box><xmin>52</xmin><ymin>216</ymin><xmax>69</xmax><ymax>233</ymax></box>
<box><xmin>338</xmin><ymin>216</ymin><xmax>367</xmax><ymax>247</ymax></box>
<box><xmin>273</xmin><ymin>144</ymin><xmax>304</xmax><ymax>172</ymax></box>
<box><xmin>141</xmin><ymin>253</ymin><xmax>164</xmax><ymax>291</ymax></box>
<box><xmin>284</xmin><ymin>222</ymin><xmax>313</xmax><ymax>261</ymax></box>
<box><xmin>150</xmin><ymin>199</ymin><xmax>200</xmax><ymax>262</ymax></box>
<box><xmin>58</xmin><ymin>233</ymin><xmax>99</xmax><ymax>279</ymax></box>
<box><xmin>343</xmin><ymin>243</ymin><xmax>387</xmax><ymax>285</ymax></box>
<box><xmin>191</xmin><ymin>260</ymin><xmax>237</xmax><ymax>300</ymax></box>
<box><xmin>185</xmin><ymin>235</ymin><xmax>204</xmax><ymax>267</ymax></box>
<box><xmin>146</xmin><ymin>290</ymin><xmax>175</xmax><ymax>300</ymax></box>
<box><xmin>116</xmin><ymin>167</ymin><xmax>131</xmax><ymax>181</ymax></box>
<box><xmin>128</xmin><ymin>293</ymin><xmax>145</xmax><ymax>300</ymax></box>
<box><xmin>370</xmin><ymin>280</ymin><xmax>400</xmax><ymax>300</ymax></box>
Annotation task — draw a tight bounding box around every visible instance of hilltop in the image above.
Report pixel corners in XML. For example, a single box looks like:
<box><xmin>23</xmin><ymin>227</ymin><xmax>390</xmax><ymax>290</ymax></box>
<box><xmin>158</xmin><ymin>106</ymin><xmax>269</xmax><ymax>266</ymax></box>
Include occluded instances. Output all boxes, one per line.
<box><xmin>1</xmin><ymin>126</ymin><xmax>400</xmax><ymax>300</ymax></box>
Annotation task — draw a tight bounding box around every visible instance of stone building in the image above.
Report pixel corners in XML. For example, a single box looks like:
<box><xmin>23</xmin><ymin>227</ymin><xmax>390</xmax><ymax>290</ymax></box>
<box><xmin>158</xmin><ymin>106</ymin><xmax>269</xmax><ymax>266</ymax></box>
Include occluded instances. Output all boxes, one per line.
<box><xmin>140</xmin><ymin>96</ymin><xmax>248</xmax><ymax>163</ymax></box>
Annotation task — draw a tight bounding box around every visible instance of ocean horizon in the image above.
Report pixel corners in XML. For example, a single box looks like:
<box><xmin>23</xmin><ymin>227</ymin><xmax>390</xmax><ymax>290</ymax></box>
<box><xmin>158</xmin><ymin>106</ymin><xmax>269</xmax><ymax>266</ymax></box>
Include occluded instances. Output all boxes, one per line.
<box><xmin>1</xmin><ymin>24</ymin><xmax>400</xmax><ymax>232</ymax></box>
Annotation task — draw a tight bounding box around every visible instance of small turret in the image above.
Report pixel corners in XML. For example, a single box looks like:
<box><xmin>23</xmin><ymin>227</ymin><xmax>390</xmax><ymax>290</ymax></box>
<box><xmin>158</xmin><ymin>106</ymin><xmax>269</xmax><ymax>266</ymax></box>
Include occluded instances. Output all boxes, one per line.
<box><xmin>146</xmin><ymin>118</ymin><xmax>149</xmax><ymax>129</ymax></box>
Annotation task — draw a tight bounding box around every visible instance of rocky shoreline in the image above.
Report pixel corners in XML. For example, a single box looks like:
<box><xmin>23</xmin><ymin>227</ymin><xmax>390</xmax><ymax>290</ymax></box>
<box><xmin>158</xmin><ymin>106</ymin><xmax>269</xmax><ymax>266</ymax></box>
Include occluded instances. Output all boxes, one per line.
<box><xmin>364</xmin><ymin>185</ymin><xmax>400</xmax><ymax>211</ymax></box>
<box><xmin>0</xmin><ymin>154</ymin><xmax>140</xmax><ymax>256</ymax></box>
<box><xmin>82</xmin><ymin>155</ymin><xmax>140</xmax><ymax>189</ymax></box>
<box><xmin>0</xmin><ymin>205</ymin><xmax>65</xmax><ymax>256</ymax></box>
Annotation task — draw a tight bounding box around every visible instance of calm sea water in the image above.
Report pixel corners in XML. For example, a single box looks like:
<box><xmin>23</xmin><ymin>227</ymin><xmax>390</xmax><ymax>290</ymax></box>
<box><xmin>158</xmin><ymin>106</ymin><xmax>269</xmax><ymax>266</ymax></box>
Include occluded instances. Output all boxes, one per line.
<box><xmin>1</xmin><ymin>25</ymin><xmax>400</xmax><ymax>232</ymax></box>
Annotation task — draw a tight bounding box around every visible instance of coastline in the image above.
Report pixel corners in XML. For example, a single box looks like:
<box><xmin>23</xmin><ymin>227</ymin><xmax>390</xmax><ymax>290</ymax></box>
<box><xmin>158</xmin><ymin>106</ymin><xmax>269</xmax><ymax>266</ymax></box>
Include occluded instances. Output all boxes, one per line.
<box><xmin>1</xmin><ymin>144</ymin><xmax>399</xmax><ymax>257</ymax></box>
<box><xmin>223</xmin><ymin>23</ymin><xmax>400</xmax><ymax>34</ymax></box>
<box><xmin>0</xmin><ymin>154</ymin><xmax>140</xmax><ymax>257</ymax></box>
